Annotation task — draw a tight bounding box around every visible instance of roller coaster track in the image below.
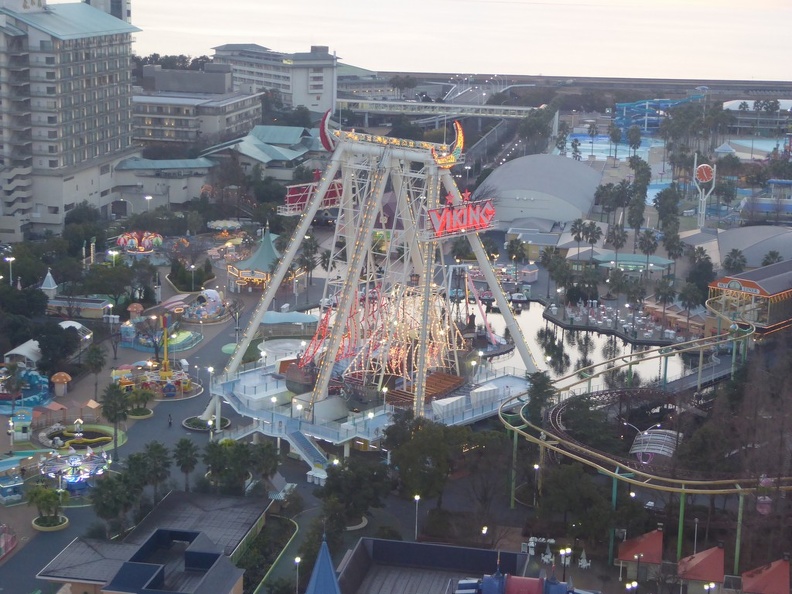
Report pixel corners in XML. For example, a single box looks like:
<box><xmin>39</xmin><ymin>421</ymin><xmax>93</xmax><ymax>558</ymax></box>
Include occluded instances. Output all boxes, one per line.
<box><xmin>498</xmin><ymin>296</ymin><xmax>792</xmax><ymax>496</ymax></box>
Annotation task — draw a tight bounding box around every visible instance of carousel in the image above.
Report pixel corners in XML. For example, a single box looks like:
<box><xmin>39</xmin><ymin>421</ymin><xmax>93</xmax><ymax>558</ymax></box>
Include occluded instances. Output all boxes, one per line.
<box><xmin>115</xmin><ymin>231</ymin><xmax>164</xmax><ymax>259</ymax></box>
<box><xmin>115</xmin><ymin>314</ymin><xmax>197</xmax><ymax>398</ymax></box>
<box><xmin>38</xmin><ymin>443</ymin><xmax>110</xmax><ymax>493</ymax></box>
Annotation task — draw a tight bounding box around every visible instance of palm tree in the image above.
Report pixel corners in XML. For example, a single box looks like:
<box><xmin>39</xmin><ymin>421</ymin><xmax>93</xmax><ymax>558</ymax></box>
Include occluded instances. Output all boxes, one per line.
<box><xmin>319</xmin><ymin>248</ymin><xmax>334</xmax><ymax>272</ymax></box>
<box><xmin>91</xmin><ymin>473</ymin><xmax>134</xmax><ymax>536</ymax></box>
<box><xmin>203</xmin><ymin>441</ymin><xmax>227</xmax><ymax>492</ymax></box>
<box><xmin>663</xmin><ymin>233</ymin><xmax>685</xmax><ymax>279</ymax></box>
<box><xmin>723</xmin><ymin>248</ymin><xmax>747</xmax><ymax>275</ymax></box>
<box><xmin>570</xmin><ymin>218</ymin><xmax>586</xmax><ymax>264</ymax></box>
<box><xmin>251</xmin><ymin>442</ymin><xmax>279</xmax><ymax>482</ymax></box>
<box><xmin>571</xmin><ymin>138</ymin><xmax>582</xmax><ymax>161</ymax></box>
<box><xmin>101</xmin><ymin>383</ymin><xmax>131</xmax><ymax>461</ymax></box>
<box><xmin>587</xmin><ymin>122</ymin><xmax>598</xmax><ymax>156</ymax></box>
<box><xmin>679</xmin><ymin>282</ymin><xmax>702</xmax><ymax>337</ymax></box>
<box><xmin>4</xmin><ymin>363</ymin><xmax>24</xmax><ymax>418</ymax></box>
<box><xmin>129</xmin><ymin>388</ymin><xmax>154</xmax><ymax>414</ymax></box>
<box><xmin>174</xmin><ymin>438</ymin><xmax>200</xmax><ymax>492</ymax></box>
<box><xmin>615</xmin><ymin>179</ymin><xmax>632</xmax><ymax>221</ymax></box>
<box><xmin>627</xmin><ymin>125</ymin><xmax>642</xmax><ymax>157</ymax></box>
<box><xmin>654</xmin><ymin>278</ymin><xmax>677</xmax><ymax>329</ymax></box>
<box><xmin>625</xmin><ymin>279</ymin><xmax>646</xmax><ymax>326</ymax></box>
<box><xmin>606</xmin><ymin>225</ymin><xmax>628</xmax><ymax>268</ymax></box>
<box><xmin>607</xmin><ymin>268</ymin><xmax>627</xmax><ymax>303</ymax></box>
<box><xmin>84</xmin><ymin>345</ymin><xmax>106</xmax><ymax>401</ymax></box>
<box><xmin>506</xmin><ymin>238</ymin><xmax>525</xmax><ymax>263</ymax></box>
<box><xmin>584</xmin><ymin>222</ymin><xmax>603</xmax><ymax>262</ymax></box>
<box><xmin>761</xmin><ymin>250</ymin><xmax>783</xmax><ymax>267</ymax></box>
<box><xmin>690</xmin><ymin>246</ymin><xmax>709</xmax><ymax>265</ymax></box>
<box><xmin>540</xmin><ymin>247</ymin><xmax>561</xmax><ymax>298</ymax></box>
<box><xmin>27</xmin><ymin>484</ymin><xmax>67</xmax><ymax>526</ymax></box>
<box><xmin>637</xmin><ymin>229</ymin><xmax>659</xmax><ymax>282</ymax></box>
<box><xmin>609</xmin><ymin>123</ymin><xmax>621</xmax><ymax>165</ymax></box>
<box><xmin>143</xmin><ymin>441</ymin><xmax>171</xmax><ymax>502</ymax></box>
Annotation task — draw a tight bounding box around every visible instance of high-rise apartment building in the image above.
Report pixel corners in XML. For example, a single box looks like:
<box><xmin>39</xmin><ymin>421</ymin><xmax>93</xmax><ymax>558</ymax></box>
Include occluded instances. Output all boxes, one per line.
<box><xmin>0</xmin><ymin>0</ymin><xmax>138</xmax><ymax>241</ymax></box>
<box><xmin>213</xmin><ymin>44</ymin><xmax>336</xmax><ymax>114</ymax></box>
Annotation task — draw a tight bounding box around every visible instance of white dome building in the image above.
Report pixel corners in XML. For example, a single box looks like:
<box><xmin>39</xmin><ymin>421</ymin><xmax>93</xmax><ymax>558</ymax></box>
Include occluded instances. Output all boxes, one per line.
<box><xmin>472</xmin><ymin>154</ymin><xmax>602</xmax><ymax>232</ymax></box>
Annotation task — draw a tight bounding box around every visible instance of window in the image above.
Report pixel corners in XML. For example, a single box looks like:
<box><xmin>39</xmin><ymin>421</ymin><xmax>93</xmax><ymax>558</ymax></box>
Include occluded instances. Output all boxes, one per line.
<box><xmin>48</xmin><ymin>160</ymin><xmax>58</xmax><ymax>168</ymax></box>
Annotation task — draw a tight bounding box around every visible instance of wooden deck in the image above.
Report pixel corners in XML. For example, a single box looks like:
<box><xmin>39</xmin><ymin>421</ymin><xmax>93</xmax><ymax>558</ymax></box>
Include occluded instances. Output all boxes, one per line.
<box><xmin>385</xmin><ymin>372</ymin><xmax>466</xmax><ymax>407</ymax></box>
<box><xmin>355</xmin><ymin>565</ymin><xmax>467</xmax><ymax>594</ymax></box>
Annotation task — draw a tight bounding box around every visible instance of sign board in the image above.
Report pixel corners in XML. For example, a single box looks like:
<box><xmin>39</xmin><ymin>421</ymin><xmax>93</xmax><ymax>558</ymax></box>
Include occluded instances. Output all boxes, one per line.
<box><xmin>428</xmin><ymin>199</ymin><xmax>496</xmax><ymax>238</ymax></box>
<box><xmin>715</xmin><ymin>279</ymin><xmax>765</xmax><ymax>296</ymax></box>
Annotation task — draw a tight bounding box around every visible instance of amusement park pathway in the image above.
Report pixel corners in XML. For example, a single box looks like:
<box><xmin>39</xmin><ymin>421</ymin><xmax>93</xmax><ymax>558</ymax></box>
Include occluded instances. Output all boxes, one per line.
<box><xmin>0</xmin><ymin>257</ymin><xmax>633</xmax><ymax>593</ymax></box>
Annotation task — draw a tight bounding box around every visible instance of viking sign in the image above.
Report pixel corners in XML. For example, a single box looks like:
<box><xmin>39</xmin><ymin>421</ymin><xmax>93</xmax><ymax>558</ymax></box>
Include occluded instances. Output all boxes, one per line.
<box><xmin>428</xmin><ymin>191</ymin><xmax>496</xmax><ymax>237</ymax></box>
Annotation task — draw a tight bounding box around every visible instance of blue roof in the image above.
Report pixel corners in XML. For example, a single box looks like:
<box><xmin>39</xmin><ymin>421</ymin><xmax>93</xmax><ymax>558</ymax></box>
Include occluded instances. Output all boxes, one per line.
<box><xmin>235</xmin><ymin>227</ymin><xmax>280</xmax><ymax>272</ymax></box>
<box><xmin>201</xmin><ymin>125</ymin><xmax>324</xmax><ymax>164</ymax></box>
<box><xmin>2</xmin><ymin>3</ymin><xmax>140</xmax><ymax>40</ymax></box>
<box><xmin>116</xmin><ymin>157</ymin><xmax>216</xmax><ymax>171</ymax></box>
<box><xmin>305</xmin><ymin>539</ymin><xmax>341</xmax><ymax>594</ymax></box>
<box><xmin>262</xmin><ymin>311</ymin><xmax>318</xmax><ymax>324</ymax></box>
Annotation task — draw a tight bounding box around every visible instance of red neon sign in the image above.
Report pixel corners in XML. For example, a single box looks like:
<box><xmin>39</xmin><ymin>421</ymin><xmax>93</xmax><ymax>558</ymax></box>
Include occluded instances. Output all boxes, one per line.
<box><xmin>428</xmin><ymin>199</ymin><xmax>496</xmax><ymax>237</ymax></box>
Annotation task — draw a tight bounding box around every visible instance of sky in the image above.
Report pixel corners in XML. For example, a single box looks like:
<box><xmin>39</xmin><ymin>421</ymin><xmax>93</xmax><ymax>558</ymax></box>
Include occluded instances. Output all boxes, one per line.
<box><xmin>56</xmin><ymin>0</ymin><xmax>792</xmax><ymax>81</ymax></box>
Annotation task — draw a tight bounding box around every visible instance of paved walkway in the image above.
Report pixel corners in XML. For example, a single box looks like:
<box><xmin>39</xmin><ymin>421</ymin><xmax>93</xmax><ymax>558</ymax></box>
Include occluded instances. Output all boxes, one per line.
<box><xmin>0</xmin><ymin>223</ymin><xmax>686</xmax><ymax>593</ymax></box>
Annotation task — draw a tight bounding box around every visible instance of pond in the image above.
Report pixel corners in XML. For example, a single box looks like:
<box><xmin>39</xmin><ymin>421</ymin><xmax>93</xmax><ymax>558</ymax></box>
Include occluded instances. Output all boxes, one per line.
<box><xmin>482</xmin><ymin>302</ymin><xmax>694</xmax><ymax>392</ymax></box>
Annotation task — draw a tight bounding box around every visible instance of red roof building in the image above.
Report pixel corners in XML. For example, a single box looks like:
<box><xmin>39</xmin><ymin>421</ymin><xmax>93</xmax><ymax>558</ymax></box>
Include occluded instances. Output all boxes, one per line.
<box><xmin>742</xmin><ymin>559</ymin><xmax>790</xmax><ymax>594</ymax></box>
<box><xmin>617</xmin><ymin>529</ymin><xmax>664</xmax><ymax>581</ymax></box>
<box><xmin>677</xmin><ymin>546</ymin><xmax>725</xmax><ymax>583</ymax></box>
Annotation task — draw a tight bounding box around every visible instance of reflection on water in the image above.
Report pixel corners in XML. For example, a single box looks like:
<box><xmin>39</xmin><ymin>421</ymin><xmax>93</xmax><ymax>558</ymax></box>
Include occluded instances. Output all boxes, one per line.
<box><xmin>486</xmin><ymin>302</ymin><xmax>689</xmax><ymax>391</ymax></box>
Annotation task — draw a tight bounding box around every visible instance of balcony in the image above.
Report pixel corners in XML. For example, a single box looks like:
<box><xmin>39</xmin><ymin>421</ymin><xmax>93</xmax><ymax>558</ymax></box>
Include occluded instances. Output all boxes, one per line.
<box><xmin>3</xmin><ymin>177</ymin><xmax>32</xmax><ymax>192</ymax></box>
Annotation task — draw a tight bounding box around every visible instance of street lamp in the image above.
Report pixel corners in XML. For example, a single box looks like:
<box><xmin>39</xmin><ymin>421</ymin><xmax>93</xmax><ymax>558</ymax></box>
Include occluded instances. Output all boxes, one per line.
<box><xmin>190</xmin><ymin>264</ymin><xmax>196</xmax><ymax>292</ymax></box>
<box><xmin>414</xmin><ymin>494</ymin><xmax>421</xmax><ymax>540</ymax></box>
<box><xmin>481</xmin><ymin>526</ymin><xmax>488</xmax><ymax>547</ymax></box>
<box><xmin>694</xmin><ymin>517</ymin><xmax>699</xmax><ymax>554</ymax></box>
<box><xmin>207</xmin><ymin>366</ymin><xmax>214</xmax><ymax>390</ymax></box>
<box><xmin>7</xmin><ymin>416</ymin><xmax>14</xmax><ymax>456</ymax></box>
<box><xmin>382</xmin><ymin>386</ymin><xmax>388</xmax><ymax>412</ymax></box>
<box><xmin>626</xmin><ymin>581</ymin><xmax>638</xmax><ymax>593</ymax></box>
<box><xmin>704</xmin><ymin>583</ymin><xmax>716</xmax><ymax>594</ymax></box>
<box><xmin>634</xmin><ymin>553</ymin><xmax>644</xmax><ymax>582</ymax></box>
<box><xmin>145</xmin><ymin>194</ymin><xmax>152</xmax><ymax>211</ymax></box>
<box><xmin>4</xmin><ymin>257</ymin><xmax>14</xmax><ymax>286</ymax></box>
<box><xmin>207</xmin><ymin>417</ymin><xmax>214</xmax><ymax>441</ymax></box>
<box><xmin>533</xmin><ymin>463</ymin><xmax>540</xmax><ymax>506</ymax></box>
<box><xmin>108</xmin><ymin>250</ymin><xmax>118</xmax><ymax>267</ymax></box>
<box><xmin>294</xmin><ymin>556</ymin><xmax>301</xmax><ymax>594</ymax></box>
<box><xmin>560</xmin><ymin>547</ymin><xmax>572</xmax><ymax>582</ymax></box>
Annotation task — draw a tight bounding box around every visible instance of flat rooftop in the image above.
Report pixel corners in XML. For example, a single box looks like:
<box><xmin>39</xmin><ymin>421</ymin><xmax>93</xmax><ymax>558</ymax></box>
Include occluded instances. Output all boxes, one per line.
<box><xmin>355</xmin><ymin>565</ymin><xmax>470</xmax><ymax>594</ymax></box>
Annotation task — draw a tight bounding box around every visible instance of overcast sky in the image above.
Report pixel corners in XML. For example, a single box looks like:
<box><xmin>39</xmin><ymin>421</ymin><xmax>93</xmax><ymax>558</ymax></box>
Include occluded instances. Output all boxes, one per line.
<box><xmin>57</xmin><ymin>0</ymin><xmax>792</xmax><ymax>80</ymax></box>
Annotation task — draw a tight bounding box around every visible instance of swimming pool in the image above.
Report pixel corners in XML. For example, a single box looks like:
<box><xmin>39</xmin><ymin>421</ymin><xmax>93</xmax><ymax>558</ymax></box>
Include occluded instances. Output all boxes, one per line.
<box><xmin>555</xmin><ymin>133</ymin><xmax>663</xmax><ymax>163</ymax></box>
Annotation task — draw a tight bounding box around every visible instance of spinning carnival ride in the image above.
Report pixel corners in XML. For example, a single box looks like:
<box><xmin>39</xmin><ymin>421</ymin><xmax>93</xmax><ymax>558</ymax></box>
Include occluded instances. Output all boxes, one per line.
<box><xmin>225</xmin><ymin>115</ymin><xmax>535</xmax><ymax>418</ymax></box>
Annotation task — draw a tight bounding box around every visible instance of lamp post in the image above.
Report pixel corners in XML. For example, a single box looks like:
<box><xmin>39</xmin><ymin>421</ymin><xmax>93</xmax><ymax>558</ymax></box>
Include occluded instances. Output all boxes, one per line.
<box><xmin>108</xmin><ymin>250</ymin><xmax>118</xmax><ymax>267</ymax></box>
<box><xmin>207</xmin><ymin>417</ymin><xmax>214</xmax><ymax>442</ymax></box>
<box><xmin>190</xmin><ymin>265</ymin><xmax>196</xmax><ymax>292</ymax></box>
<box><xmin>7</xmin><ymin>416</ymin><xmax>14</xmax><ymax>456</ymax></box>
<box><xmin>694</xmin><ymin>517</ymin><xmax>699</xmax><ymax>554</ymax></box>
<box><xmin>382</xmin><ymin>386</ymin><xmax>388</xmax><ymax>413</ymax></box>
<box><xmin>704</xmin><ymin>582</ymin><xmax>716</xmax><ymax>594</ymax></box>
<box><xmin>414</xmin><ymin>494</ymin><xmax>421</xmax><ymax>540</ymax></box>
<box><xmin>533</xmin><ymin>463</ymin><xmax>540</xmax><ymax>506</ymax></box>
<box><xmin>560</xmin><ymin>547</ymin><xmax>572</xmax><ymax>582</ymax></box>
<box><xmin>4</xmin><ymin>257</ymin><xmax>14</xmax><ymax>286</ymax></box>
<box><xmin>478</xmin><ymin>350</ymin><xmax>484</xmax><ymax>376</ymax></box>
<box><xmin>626</xmin><ymin>581</ymin><xmax>638</xmax><ymax>593</ymax></box>
<box><xmin>145</xmin><ymin>194</ymin><xmax>152</xmax><ymax>211</ymax></box>
<box><xmin>481</xmin><ymin>525</ymin><xmax>488</xmax><ymax>547</ymax></box>
<box><xmin>634</xmin><ymin>553</ymin><xmax>644</xmax><ymax>582</ymax></box>
<box><xmin>294</xmin><ymin>556</ymin><xmax>301</xmax><ymax>594</ymax></box>
<box><xmin>207</xmin><ymin>366</ymin><xmax>214</xmax><ymax>391</ymax></box>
